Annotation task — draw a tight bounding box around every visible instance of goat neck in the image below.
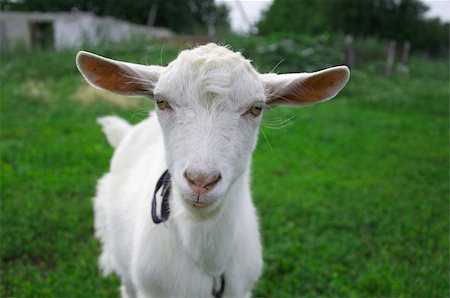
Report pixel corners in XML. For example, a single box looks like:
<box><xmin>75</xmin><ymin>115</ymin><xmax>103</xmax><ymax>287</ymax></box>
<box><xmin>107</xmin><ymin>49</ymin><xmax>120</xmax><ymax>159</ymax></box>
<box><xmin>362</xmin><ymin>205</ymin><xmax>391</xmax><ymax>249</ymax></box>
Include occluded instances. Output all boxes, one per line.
<box><xmin>171</xmin><ymin>168</ymin><xmax>251</xmax><ymax>277</ymax></box>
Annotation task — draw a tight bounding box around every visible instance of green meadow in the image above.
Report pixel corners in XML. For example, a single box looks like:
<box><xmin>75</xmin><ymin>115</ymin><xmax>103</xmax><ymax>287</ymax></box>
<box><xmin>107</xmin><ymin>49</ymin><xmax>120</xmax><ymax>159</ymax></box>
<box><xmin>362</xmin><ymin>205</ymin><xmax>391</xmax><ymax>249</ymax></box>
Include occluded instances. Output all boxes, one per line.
<box><xmin>1</xmin><ymin>41</ymin><xmax>448</xmax><ymax>297</ymax></box>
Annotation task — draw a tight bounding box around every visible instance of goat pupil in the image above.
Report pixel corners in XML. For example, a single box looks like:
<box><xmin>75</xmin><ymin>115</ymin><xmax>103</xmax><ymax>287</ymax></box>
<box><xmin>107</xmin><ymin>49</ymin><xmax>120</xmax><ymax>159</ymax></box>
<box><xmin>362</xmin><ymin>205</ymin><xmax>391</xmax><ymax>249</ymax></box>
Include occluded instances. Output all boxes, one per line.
<box><xmin>250</xmin><ymin>105</ymin><xmax>262</xmax><ymax>116</ymax></box>
<box><xmin>157</xmin><ymin>101</ymin><xmax>169</xmax><ymax>110</ymax></box>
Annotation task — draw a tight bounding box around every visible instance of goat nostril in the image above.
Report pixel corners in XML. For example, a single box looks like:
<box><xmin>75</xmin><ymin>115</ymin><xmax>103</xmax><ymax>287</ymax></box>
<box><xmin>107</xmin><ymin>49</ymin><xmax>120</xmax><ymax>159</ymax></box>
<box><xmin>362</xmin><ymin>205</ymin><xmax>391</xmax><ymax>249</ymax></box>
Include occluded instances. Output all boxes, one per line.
<box><xmin>206</xmin><ymin>174</ymin><xmax>221</xmax><ymax>189</ymax></box>
<box><xmin>183</xmin><ymin>171</ymin><xmax>195</xmax><ymax>186</ymax></box>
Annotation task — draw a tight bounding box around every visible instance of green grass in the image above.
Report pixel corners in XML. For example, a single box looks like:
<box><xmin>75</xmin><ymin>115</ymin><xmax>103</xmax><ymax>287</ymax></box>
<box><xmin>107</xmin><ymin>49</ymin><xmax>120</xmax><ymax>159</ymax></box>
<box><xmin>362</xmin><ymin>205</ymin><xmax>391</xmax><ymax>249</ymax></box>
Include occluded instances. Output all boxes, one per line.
<box><xmin>1</xmin><ymin>42</ymin><xmax>448</xmax><ymax>297</ymax></box>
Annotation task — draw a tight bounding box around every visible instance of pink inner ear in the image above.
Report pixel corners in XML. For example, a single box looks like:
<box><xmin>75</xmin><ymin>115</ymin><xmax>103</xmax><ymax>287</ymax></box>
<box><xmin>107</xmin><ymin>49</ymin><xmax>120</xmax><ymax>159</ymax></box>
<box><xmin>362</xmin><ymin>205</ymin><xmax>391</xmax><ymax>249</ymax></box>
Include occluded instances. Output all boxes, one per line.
<box><xmin>269</xmin><ymin>67</ymin><xmax>349</xmax><ymax>106</ymax></box>
<box><xmin>78</xmin><ymin>54</ymin><xmax>149</xmax><ymax>95</ymax></box>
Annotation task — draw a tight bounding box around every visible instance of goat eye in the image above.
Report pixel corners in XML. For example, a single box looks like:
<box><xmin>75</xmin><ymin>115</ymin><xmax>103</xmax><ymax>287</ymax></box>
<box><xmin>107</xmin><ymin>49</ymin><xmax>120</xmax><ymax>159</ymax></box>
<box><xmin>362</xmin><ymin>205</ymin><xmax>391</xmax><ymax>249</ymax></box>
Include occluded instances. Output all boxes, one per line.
<box><xmin>156</xmin><ymin>100</ymin><xmax>171</xmax><ymax>110</ymax></box>
<box><xmin>247</xmin><ymin>105</ymin><xmax>262</xmax><ymax>117</ymax></box>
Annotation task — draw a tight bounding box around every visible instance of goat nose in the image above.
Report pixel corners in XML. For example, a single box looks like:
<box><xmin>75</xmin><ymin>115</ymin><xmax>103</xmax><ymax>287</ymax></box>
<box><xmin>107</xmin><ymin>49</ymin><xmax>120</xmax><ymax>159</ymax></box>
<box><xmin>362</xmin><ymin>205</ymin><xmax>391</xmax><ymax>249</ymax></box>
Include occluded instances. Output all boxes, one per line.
<box><xmin>183</xmin><ymin>169</ymin><xmax>222</xmax><ymax>194</ymax></box>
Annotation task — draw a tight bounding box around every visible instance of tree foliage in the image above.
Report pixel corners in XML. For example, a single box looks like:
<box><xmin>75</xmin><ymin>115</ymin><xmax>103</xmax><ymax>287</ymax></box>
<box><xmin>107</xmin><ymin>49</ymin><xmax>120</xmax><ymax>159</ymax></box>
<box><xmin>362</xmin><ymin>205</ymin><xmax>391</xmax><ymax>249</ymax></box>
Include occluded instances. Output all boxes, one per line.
<box><xmin>0</xmin><ymin>0</ymin><xmax>230</xmax><ymax>35</ymax></box>
<box><xmin>257</xmin><ymin>0</ymin><xmax>449</xmax><ymax>56</ymax></box>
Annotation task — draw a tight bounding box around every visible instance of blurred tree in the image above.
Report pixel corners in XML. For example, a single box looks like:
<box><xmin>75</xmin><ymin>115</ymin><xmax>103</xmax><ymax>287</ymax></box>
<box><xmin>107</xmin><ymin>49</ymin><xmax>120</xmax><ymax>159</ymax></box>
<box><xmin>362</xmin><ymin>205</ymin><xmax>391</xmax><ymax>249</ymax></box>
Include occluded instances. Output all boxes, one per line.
<box><xmin>0</xmin><ymin>0</ymin><xmax>230</xmax><ymax>35</ymax></box>
<box><xmin>257</xmin><ymin>0</ymin><xmax>449</xmax><ymax>56</ymax></box>
<box><xmin>259</xmin><ymin>0</ymin><xmax>333</xmax><ymax>35</ymax></box>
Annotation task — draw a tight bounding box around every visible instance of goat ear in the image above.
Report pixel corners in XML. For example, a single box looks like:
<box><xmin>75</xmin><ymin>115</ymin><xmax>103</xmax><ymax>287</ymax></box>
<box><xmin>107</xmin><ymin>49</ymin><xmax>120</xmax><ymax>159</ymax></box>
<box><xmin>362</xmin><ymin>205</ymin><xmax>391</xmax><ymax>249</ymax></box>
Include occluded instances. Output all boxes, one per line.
<box><xmin>261</xmin><ymin>66</ymin><xmax>350</xmax><ymax>106</ymax></box>
<box><xmin>76</xmin><ymin>51</ymin><xmax>164</xmax><ymax>96</ymax></box>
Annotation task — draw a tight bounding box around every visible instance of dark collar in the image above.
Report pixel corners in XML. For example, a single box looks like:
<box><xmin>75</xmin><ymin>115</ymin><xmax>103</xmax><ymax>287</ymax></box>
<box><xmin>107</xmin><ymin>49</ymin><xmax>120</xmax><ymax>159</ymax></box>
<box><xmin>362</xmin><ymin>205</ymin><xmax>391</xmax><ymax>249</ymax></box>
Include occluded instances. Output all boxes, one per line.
<box><xmin>151</xmin><ymin>169</ymin><xmax>171</xmax><ymax>224</ymax></box>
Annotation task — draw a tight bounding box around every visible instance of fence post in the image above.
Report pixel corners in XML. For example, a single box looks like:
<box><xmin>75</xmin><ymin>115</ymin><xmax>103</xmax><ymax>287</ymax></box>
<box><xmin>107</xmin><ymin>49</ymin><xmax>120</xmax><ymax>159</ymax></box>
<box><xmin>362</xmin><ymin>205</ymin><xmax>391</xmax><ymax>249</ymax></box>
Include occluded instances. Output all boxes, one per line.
<box><xmin>0</xmin><ymin>21</ymin><xmax>8</xmax><ymax>57</ymax></box>
<box><xmin>385</xmin><ymin>40</ymin><xmax>396</xmax><ymax>76</ymax></box>
<box><xmin>344</xmin><ymin>35</ymin><xmax>355</xmax><ymax>68</ymax></box>
<box><xmin>398</xmin><ymin>40</ymin><xmax>411</xmax><ymax>76</ymax></box>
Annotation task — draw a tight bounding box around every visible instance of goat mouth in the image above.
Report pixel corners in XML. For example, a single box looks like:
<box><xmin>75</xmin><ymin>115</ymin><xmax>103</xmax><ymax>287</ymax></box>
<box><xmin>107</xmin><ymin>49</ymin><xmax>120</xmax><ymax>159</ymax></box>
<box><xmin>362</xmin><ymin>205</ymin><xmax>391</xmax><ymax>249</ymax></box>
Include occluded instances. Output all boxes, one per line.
<box><xmin>189</xmin><ymin>201</ymin><xmax>210</xmax><ymax>209</ymax></box>
<box><xmin>183</xmin><ymin>196</ymin><xmax>213</xmax><ymax>209</ymax></box>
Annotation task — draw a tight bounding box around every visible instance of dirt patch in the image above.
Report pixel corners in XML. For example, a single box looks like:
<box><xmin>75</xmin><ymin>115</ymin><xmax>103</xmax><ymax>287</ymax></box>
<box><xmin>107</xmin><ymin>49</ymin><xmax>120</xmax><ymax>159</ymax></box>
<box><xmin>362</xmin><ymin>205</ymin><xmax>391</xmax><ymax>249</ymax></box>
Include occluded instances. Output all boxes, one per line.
<box><xmin>22</xmin><ymin>79</ymin><xmax>51</xmax><ymax>103</ymax></box>
<box><xmin>73</xmin><ymin>82</ymin><xmax>147</xmax><ymax>109</ymax></box>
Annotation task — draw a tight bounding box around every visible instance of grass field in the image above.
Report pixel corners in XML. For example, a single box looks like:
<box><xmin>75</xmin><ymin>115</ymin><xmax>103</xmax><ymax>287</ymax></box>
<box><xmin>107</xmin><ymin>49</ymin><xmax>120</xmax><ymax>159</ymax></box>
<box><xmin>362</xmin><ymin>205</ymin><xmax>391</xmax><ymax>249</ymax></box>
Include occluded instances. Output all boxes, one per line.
<box><xmin>1</xmin><ymin>41</ymin><xmax>448</xmax><ymax>297</ymax></box>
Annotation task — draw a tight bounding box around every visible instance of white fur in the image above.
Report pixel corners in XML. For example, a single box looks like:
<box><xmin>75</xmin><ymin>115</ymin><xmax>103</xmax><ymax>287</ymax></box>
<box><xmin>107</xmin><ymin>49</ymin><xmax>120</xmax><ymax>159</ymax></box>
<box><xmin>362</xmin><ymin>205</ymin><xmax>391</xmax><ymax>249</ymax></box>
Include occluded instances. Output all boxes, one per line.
<box><xmin>77</xmin><ymin>43</ymin><xmax>350</xmax><ymax>298</ymax></box>
<box><xmin>97</xmin><ymin>116</ymin><xmax>132</xmax><ymax>148</ymax></box>
<box><xmin>94</xmin><ymin>111</ymin><xmax>262</xmax><ymax>297</ymax></box>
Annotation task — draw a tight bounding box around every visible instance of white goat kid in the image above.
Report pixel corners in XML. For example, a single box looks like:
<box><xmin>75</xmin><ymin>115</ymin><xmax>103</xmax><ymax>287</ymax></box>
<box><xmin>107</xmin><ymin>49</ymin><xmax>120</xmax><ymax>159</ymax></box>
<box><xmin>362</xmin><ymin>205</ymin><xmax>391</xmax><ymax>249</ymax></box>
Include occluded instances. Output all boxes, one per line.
<box><xmin>76</xmin><ymin>43</ymin><xmax>350</xmax><ymax>298</ymax></box>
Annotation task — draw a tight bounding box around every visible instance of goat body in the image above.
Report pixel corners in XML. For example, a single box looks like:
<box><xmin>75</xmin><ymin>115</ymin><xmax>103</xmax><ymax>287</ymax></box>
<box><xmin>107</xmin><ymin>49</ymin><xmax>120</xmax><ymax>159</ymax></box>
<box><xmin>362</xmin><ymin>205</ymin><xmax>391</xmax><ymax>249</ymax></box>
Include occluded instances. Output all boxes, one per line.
<box><xmin>95</xmin><ymin>114</ymin><xmax>261</xmax><ymax>297</ymax></box>
<box><xmin>76</xmin><ymin>44</ymin><xmax>350</xmax><ymax>297</ymax></box>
